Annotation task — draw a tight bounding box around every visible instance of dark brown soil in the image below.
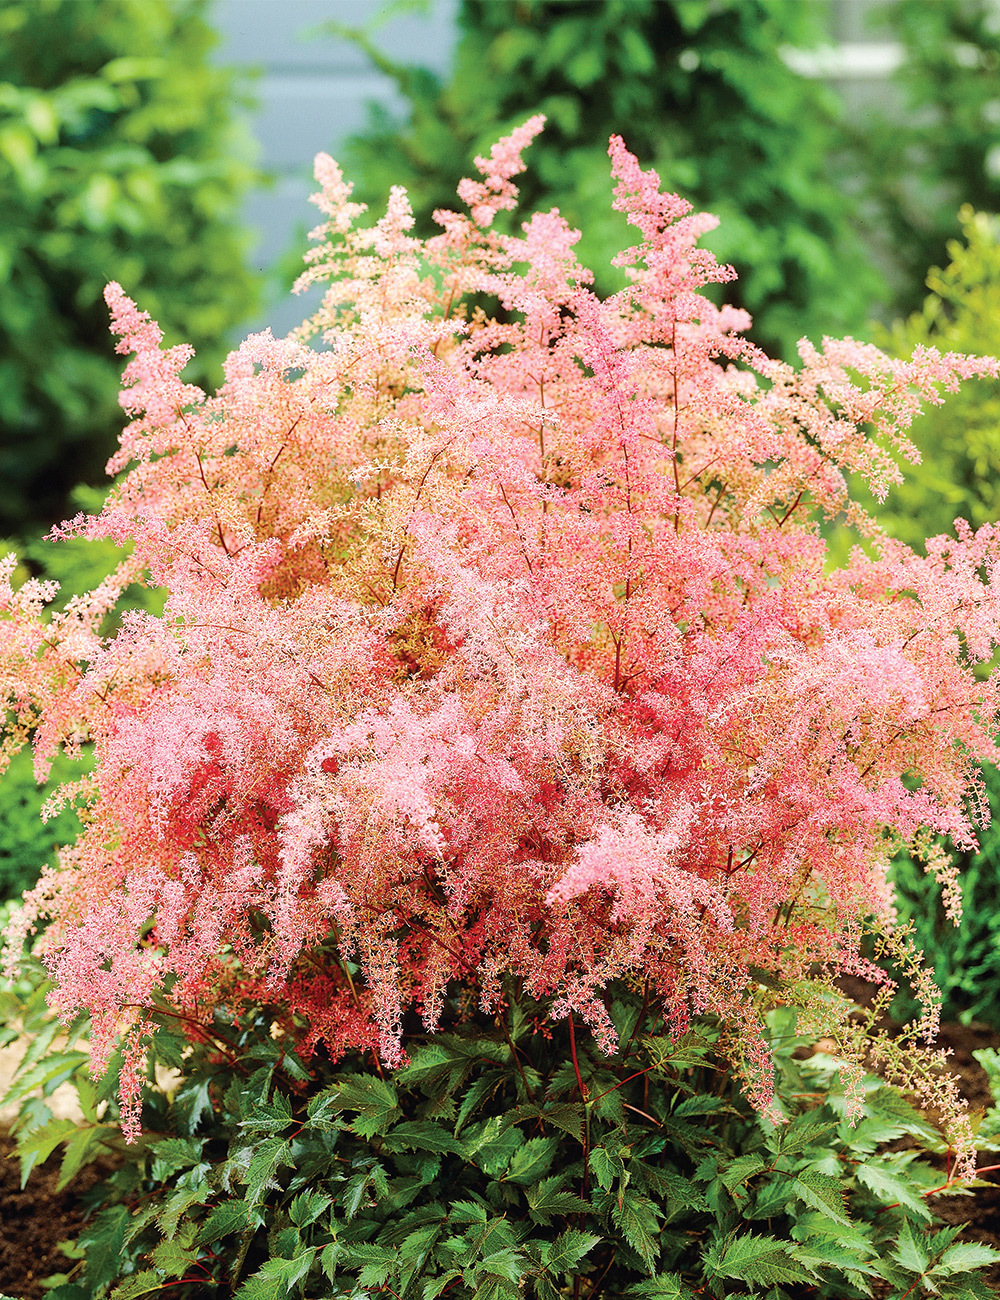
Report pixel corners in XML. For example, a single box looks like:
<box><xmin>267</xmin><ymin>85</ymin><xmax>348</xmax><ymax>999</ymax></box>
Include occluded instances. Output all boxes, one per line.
<box><xmin>0</xmin><ymin>1132</ymin><xmax>111</xmax><ymax>1300</ymax></box>
<box><xmin>921</xmin><ymin>1020</ymin><xmax>1000</xmax><ymax>1289</ymax></box>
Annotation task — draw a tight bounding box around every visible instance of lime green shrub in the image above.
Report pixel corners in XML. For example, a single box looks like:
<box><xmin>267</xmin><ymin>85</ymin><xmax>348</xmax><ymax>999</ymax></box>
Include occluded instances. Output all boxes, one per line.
<box><xmin>0</xmin><ymin>0</ymin><xmax>257</xmax><ymax>533</ymax></box>
<box><xmin>335</xmin><ymin>0</ymin><xmax>882</xmax><ymax>358</ymax></box>
<box><xmin>867</xmin><ymin>207</ymin><xmax>1000</xmax><ymax>549</ymax></box>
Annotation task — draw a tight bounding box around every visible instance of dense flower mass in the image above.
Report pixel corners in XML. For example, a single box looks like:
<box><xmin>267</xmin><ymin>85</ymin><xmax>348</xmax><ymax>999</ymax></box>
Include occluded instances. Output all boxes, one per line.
<box><xmin>4</xmin><ymin>119</ymin><xmax>1000</xmax><ymax>1141</ymax></box>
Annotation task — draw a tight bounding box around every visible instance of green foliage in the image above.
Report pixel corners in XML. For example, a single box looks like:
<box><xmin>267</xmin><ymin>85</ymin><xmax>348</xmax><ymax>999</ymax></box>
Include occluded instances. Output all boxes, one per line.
<box><xmin>867</xmin><ymin>0</ymin><xmax>1000</xmax><ymax>320</ymax></box>
<box><xmin>0</xmin><ymin>0</ymin><xmax>257</xmax><ymax>533</ymax></box>
<box><xmin>0</xmin><ymin>746</ymin><xmax>87</xmax><ymax>903</ymax></box>
<box><xmin>7</xmin><ymin>976</ymin><xmax>998</xmax><ymax>1300</ymax></box>
<box><xmin>863</xmin><ymin>207</ymin><xmax>1000</xmax><ymax>549</ymax></box>
<box><xmin>334</xmin><ymin>0</ymin><xmax>882</xmax><ymax>359</ymax></box>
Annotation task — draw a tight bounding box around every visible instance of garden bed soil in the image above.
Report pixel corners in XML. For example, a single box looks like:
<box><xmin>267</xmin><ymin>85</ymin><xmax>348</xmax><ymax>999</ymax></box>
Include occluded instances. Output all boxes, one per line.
<box><xmin>1</xmin><ymin>1020</ymin><xmax>1000</xmax><ymax>1298</ymax></box>
<box><xmin>0</xmin><ymin>1132</ymin><xmax>109</xmax><ymax>1300</ymax></box>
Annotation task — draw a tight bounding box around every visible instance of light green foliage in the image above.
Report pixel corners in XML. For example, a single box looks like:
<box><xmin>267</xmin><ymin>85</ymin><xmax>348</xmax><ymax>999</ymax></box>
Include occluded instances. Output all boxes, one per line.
<box><xmin>335</xmin><ymin>0</ymin><xmax>882</xmax><ymax>359</ymax></box>
<box><xmin>6</xmin><ymin>976</ymin><xmax>998</xmax><ymax>1299</ymax></box>
<box><xmin>0</xmin><ymin>0</ymin><xmax>257</xmax><ymax>532</ymax></box>
<box><xmin>865</xmin><ymin>208</ymin><xmax>1000</xmax><ymax>549</ymax></box>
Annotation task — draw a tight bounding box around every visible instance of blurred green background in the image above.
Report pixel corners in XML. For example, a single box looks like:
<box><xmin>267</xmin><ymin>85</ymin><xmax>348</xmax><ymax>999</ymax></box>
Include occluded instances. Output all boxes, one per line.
<box><xmin>5</xmin><ymin>0</ymin><xmax>1000</xmax><ymax>1028</ymax></box>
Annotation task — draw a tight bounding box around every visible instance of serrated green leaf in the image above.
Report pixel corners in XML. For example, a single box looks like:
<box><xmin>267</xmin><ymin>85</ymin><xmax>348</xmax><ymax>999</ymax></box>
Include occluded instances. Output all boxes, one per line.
<box><xmin>333</xmin><ymin>1075</ymin><xmax>400</xmax><ymax>1138</ymax></box>
<box><xmin>239</xmin><ymin>1091</ymin><xmax>293</xmax><ymax>1134</ymax></box>
<box><xmin>276</xmin><ymin>1045</ymin><xmax>311</xmax><ymax>1083</ymax></box>
<box><xmin>856</xmin><ymin>1163</ymin><xmax>932</xmax><ymax>1221</ymax></box>
<box><xmin>792</xmin><ymin>1170</ymin><xmax>851</xmax><ymax>1227</ymax></box>
<box><xmin>455</xmin><ymin>1068</ymin><xmax>506</xmax><ymax>1133</ymax></box>
<box><xmin>273</xmin><ymin>1224</ymin><xmax>302</xmax><ymax>1260</ymax></box>
<box><xmin>643</xmin><ymin>1033</ymin><xmax>717</xmax><ymax>1071</ymax></box>
<box><xmin>339</xmin><ymin>1242</ymin><xmax>396</xmax><ymax>1271</ymax></box>
<box><xmin>5</xmin><ymin>1051</ymin><xmax>87</xmax><ymax>1105</ymax></box>
<box><xmin>149</xmin><ymin>1136</ymin><xmax>206</xmax><ymax>1182</ymax></box>
<box><xmin>656</xmin><ymin>1113</ymin><xmax>719</xmax><ymax>1159</ymax></box>
<box><xmin>198</xmin><ymin>1198</ymin><xmax>255</xmax><ymax>1245</ymax></box>
<box><xmin>358</xmin><ymin>1259</ymin><xmax>393</xmax><ymax>1288</ymax></box>
<box><xmin>73</xmin><ymin>1205</ymin><xmax>131</xmax><ymax>1292</ymax></box>
<box><xmin>502</xmin><ymin>1101</ymin><xmax>585</xmax><ymax>1143</ymax></box>
<box><xmin>673</xmin><ymin>1094</ymin><xmax>732</xmax><ymax>1118</ymax></box>
<box><xmin>527</xmin><ymin>1174</ymin><xmax>590</xmax><ymax>1223</ymax></box>
<box><xmin>790</xmin><ymin>1210</ymin><xmax>876</xmax><ymax>1256</ymax></box>
<box><xmin>14</xmin><ymin>1117</ymin><xmax>79</xmax><ymax>1187</ymax></box>
<box><xmin>233</xmin><ymin>1249</ymin><xmax>316</xmax><ymax>1300</ymax></box>
<box><xmin>160</xmin><ymin>1185</ymin><xmax>207</xmax><ymax>1240</ymax></box>
<box><xmin>776</xmin><ymin>1116</ymin><xmax>838</xmax><ymax>1156</ymax></box>
<box><xmin>14</xmin><ymin>1017</ymin><xmax>77</xmax><ymax>1077</ymax></box>
<box><xmin>468</xmin><ymin>1277</ymin><xmax>519</xmax><ymax>1300</ymax></box>
<box><xmin>383</xmin><ymin>1119</ymin><xmax>465</xmax><ymax>1155</ymax></box>
<box><xmin>149</xmin><ymin>1237</ymin><xmax>196</xmax><ymax>1279</ymax></box>
<box><xmin>892</xmin><ymin>1218</ymin><xmax>930</xmax><ymax>1274</ymax></box>
<box><xmin>939</xmin><ymin>1279</ymin><xmax>997</xmax><ymax>1300</ymax></box>
<box><xmin>504</xmin><ymin>1135</ymin><xmax>557</xmax><ymax>1185</ymax></box>
<box><xmin>476</xmin><ymin>1246</ymin><xmax>527</xmax><ymax>1284</ymax></box>
<box><xmin>397</xmin><ymin>1040</ymin><xmax>471</xmax><ymax>1095</ymax></box>
<box><xmin>378</xmin><ymin>1207</ymin><xmax>449</xmax><ymax>1250</ymax></box>
<box><xmin>57</xmin><ymin>1124</ymin><xmax>115</xmax><ymax>1191</ymax></box>
<box><xmin>624</xmin><ymin>1275</ymin><xmax>698</xmax><ymax>1298</ymax></box>
<box><xmin>841</xmin><ymin>1115</ymin><xmax>913</xmax><ymax>1152</ymax></box>
<box><xmin>108</xmin><ymin>1272</ymin><xmax>164</xmax><ymax>1300</ymax></box>
<box><xmin>422</xmin><ymin>1271</ymin><xmax>463</xmax><ymax>1299</ymax></box>
<box><xmin>791</xmin><ymin>1239</ymin><xmax>880</xmax><ymax>1282</ymax></box>
<box><xmin>289</xmin><ymin>1189</ymin><xmax>332</xmax><ymax>1227</ymax></box>
<box><xmin>611</xmin><ymin>1191</ymin><xmax>660</xmax><ymax>1271</ymax></box>
<box><xmin>467</xmin><ymin>1117</ymin><xmax>523</xmax><ymax>1178</ymax></box>
<box><xmin>720</xmin><ymin>1152</ymin><xmax>767</xmax><ymax>1192</ymax></box>
<box><xmin>243</xmin><ymin>1137</ymin><xmax>292</xmax><ymax>1208</ymax></box>
<box><xmin>320</xmin><ymin>1240</ymin><xmax>338</xmax><ymax>1281</ymax></box>
<box><xmin>938</xmin><ymin>1240</ymin><xmax>1000</xmax><ymax>1273</ymax></box>
<box><xmin>705</xmin><ymin>1232</ymin><xmax>812</xmax><ymax>1286</ymax></box>
<box><xmin>590</xmin><ymin>1144</ymin><xmax>625</xmax><ymax>1191</ymax></box>
<box><xmin>634</xmin><ymin>1164</ymin><xmax>706</xmax><ymax>1220</ymax></box>
<box><xmin>341</xmin><ymin>1170</ymin><xmax>374</xmax><ymax>1219</ymax></box>
<box><xmin>449</xmin><ymin>1199</ymin><xmax>488</xmax><ymax>1225</ymax></box>
<box><xmin>542</xmin><ymin>1229</ymin><xmax>602</xmax><ymax>1274</ymax></box>
<box><xmin>171</xmin><ymin>1077</ymin><xmax>214</xmax><ymax>1135</ymax></box>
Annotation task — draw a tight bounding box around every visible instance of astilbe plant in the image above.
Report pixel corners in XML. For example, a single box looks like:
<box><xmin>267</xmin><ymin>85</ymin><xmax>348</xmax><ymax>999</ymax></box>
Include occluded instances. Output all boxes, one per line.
<box><xmin>3</xmin><ymin>117</ymin><xmax>1000</xmax><ymax>1159</ymax></box>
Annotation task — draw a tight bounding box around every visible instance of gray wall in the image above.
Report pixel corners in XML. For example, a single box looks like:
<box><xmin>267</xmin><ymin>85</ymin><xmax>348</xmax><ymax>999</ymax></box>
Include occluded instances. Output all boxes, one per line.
<box><xmin>214</xmin><ymin>0</ymin><xmax>458</xmax><ymax>334</ymax></box>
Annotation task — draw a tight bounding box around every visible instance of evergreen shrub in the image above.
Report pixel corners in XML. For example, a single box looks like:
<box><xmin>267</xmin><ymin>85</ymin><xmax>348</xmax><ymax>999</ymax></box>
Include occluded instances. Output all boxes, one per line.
<box><xmin>0</xmin><ymin>0</ymin><xmax>257</xmax><ymax>532</ymax></box>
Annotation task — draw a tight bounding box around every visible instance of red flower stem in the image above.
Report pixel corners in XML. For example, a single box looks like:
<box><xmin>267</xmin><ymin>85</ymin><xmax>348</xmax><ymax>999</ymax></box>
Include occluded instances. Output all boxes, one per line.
<box><xmin>568</xmin><ymin>1013</ymin><xmax>588</xmax><ymax>1102</ymax></box>
<box><xmin>588</xmin><ymin>1064</ymin><xmax>655</xmax><ymax>1105</ymax></box>
<box><xmin>567</xmin><ymin>1014</ymin><xmax>592</xmax><ymax>1236</ymax></box>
